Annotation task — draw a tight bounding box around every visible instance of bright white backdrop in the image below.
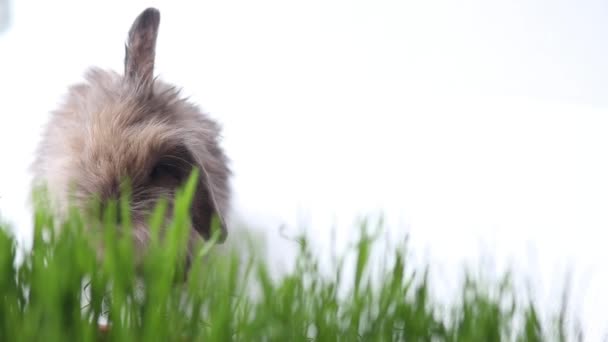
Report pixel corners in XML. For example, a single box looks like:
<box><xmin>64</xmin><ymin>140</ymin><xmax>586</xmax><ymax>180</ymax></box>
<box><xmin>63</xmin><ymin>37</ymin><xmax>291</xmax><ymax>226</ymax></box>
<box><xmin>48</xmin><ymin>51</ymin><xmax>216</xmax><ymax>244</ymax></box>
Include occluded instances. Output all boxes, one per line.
<box><xmin>1</xmin><ymin>0</ymin><xmax>607</xmax><ymax>338</ymax></box>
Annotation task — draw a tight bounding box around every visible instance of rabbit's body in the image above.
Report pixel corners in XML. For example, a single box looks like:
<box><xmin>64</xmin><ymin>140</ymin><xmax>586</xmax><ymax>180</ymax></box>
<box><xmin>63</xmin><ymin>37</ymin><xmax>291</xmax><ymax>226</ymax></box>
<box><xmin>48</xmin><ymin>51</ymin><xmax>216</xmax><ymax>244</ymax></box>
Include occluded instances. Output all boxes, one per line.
<box><xmin>31</xmin><ymin>8</ymin><xmax>231</xmax><ymax>257</ymax></box>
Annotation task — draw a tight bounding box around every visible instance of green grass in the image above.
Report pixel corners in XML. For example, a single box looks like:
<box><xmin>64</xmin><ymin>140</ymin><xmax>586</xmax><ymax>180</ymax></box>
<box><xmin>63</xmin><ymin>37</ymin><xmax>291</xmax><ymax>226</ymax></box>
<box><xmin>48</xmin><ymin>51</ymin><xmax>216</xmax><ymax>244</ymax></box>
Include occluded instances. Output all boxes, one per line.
<box><xmin>0</xmin><ymin>171</ymin><xmax>584</xmax><ymax>341</ymax></box>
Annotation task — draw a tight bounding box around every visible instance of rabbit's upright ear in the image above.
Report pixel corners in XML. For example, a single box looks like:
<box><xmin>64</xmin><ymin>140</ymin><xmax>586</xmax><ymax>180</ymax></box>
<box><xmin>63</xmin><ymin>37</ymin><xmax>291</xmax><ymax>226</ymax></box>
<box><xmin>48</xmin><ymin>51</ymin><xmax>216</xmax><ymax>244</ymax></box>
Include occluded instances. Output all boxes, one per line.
<box><xmin>124</xmin><ymin>8</ymin><xmax>160</xmax><ymax>92</ymax></box>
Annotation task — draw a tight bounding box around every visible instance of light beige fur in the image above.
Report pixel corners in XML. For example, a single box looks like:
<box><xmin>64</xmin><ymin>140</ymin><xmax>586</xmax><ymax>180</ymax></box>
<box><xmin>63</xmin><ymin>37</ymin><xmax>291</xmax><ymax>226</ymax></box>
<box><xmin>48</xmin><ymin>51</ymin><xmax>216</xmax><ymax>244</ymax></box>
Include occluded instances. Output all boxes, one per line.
<box><xmin>30</xmin><ymin>8</ymin><xmax>231</xmax><ymax>262</ymax></box>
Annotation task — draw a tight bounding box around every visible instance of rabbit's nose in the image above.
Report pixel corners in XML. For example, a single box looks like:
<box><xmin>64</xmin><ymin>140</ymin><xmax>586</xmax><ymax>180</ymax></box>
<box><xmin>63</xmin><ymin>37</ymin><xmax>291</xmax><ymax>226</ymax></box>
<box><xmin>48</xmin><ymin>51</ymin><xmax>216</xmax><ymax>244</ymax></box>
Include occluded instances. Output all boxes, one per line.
<box><xmin>102</xmin><ymin>180</ymin><xmax>121</xmax><ymax>201</ymax></box>
<box><xmin>98</xmin><ymin>201</ymin><xmax>125</xmax><ymax>226</ymax></box>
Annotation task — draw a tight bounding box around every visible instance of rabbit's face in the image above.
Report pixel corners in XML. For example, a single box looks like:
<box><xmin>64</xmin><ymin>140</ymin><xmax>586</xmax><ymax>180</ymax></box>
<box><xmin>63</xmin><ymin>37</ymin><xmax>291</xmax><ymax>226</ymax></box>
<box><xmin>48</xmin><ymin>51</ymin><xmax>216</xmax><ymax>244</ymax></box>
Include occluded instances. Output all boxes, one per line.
<box><xmin>31</xmin><ymin>8</ymin><xmax>230</xmax><ymax>256</ymax></box>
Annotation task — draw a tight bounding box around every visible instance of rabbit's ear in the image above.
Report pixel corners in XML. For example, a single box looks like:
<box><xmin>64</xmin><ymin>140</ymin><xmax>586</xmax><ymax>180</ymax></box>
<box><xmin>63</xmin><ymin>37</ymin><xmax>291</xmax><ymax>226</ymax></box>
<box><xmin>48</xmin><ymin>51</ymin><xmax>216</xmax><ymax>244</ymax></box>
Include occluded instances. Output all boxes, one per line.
<box><xmin>191</xmin><ymin>149</ymin><xmax>230</xmax><ymax>242</ymax></box>
<box><xmin>191</xmin><ymin>165</ymin><xmax>229</xmax><ymax>243</ymax></box>
<box><xmin>124</xmin><ymin>8</ymin><xmax>160</xmax><ymax>91</ymax></box>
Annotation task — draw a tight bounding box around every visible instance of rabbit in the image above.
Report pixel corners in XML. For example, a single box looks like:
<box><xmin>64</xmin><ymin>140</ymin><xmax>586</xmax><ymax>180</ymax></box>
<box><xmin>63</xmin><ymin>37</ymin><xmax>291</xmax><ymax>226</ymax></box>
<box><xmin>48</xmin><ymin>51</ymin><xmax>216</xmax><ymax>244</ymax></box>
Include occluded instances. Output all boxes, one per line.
<box><xmin>30</xmin><ymin>7</ymin><xmax>231</xmax><ymax>264</ymax></box>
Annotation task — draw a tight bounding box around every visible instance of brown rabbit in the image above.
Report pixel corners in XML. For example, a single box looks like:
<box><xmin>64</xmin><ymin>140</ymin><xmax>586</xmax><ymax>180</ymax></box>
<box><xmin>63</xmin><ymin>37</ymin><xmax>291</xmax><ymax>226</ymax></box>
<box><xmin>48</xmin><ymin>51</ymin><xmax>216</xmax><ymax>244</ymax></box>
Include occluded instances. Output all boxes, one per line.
<box><xmin>30</xmin><ymin>8</ymin><xmax>231</xmax><ymax>260</ymax></box>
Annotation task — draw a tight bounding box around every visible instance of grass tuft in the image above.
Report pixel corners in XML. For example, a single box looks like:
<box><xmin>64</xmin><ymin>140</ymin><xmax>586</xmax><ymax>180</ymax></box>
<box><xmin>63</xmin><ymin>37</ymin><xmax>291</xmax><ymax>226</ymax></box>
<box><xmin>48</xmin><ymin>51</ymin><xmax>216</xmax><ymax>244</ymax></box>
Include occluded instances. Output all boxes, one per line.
<box><xmin>0</xmin><ymin>171</ymin><xmax>584</xmax><ymax>341</ymax></box>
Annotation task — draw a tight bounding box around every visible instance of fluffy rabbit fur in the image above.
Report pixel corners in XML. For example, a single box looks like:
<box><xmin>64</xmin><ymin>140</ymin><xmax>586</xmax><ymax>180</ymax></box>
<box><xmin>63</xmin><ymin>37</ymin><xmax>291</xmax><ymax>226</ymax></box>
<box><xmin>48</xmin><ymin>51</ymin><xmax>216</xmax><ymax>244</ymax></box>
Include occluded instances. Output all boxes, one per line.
<box><xmin>30</xmin><ymin>8</ymin><xmax>231</xmax><ymax>260</ymax></box>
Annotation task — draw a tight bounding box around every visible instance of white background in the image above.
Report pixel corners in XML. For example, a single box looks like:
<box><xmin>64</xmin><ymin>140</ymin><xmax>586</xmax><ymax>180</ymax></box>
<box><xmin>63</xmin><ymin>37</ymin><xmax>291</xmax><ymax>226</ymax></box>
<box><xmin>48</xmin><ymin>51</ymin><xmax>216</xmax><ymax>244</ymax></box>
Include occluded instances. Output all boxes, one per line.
<box><xmin>1</xmin><ymin>0</ymin><xmax>607</xmax><ymax>339</ymax></box>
